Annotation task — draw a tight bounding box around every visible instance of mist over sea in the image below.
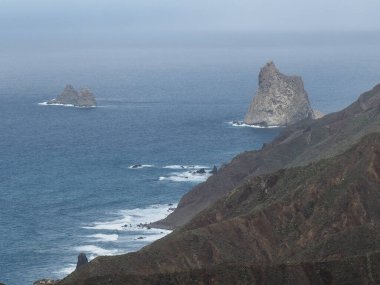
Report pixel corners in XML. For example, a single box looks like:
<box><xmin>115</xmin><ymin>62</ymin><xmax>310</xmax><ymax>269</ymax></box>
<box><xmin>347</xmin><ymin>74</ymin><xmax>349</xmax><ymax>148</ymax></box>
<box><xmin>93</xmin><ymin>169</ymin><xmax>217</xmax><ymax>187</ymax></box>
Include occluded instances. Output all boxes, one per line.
<box><xmin>1</xmin><ymin>33</ymin><xmax>380</xmax><ymax>284</ymax></box>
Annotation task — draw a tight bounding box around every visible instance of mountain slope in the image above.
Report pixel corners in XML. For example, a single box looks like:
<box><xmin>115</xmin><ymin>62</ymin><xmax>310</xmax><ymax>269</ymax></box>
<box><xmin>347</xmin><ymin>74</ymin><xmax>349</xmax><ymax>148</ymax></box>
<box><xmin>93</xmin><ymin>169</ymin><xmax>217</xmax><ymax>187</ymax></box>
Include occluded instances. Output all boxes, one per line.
<box><xmin>59</xmin><ymin>132</ymin><xmax>380</xmax><ymax>284</ymax></box>
<box><xmin>153</xmin><ymin>84</ymin><xmax>380</xmax><ymax>229</ymax></box>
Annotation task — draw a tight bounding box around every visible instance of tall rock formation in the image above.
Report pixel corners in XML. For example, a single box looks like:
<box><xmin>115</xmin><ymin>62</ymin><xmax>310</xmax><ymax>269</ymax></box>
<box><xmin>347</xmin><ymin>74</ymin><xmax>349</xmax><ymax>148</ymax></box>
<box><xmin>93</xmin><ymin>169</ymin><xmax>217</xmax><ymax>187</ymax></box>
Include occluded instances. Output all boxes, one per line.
<box><xmin>47</xmin><ymin>85</ymin><xmax>97</xmax><ymax>107</ymax></box>
<box><xmin>244</xmin><ymin>62</ymin><xmax>315</xmax><ymax>126</ymax></box>
<box><xmin>76</xmin><ymin>253</ymin><xmax>88</xmax><ymax>269</ymax></box>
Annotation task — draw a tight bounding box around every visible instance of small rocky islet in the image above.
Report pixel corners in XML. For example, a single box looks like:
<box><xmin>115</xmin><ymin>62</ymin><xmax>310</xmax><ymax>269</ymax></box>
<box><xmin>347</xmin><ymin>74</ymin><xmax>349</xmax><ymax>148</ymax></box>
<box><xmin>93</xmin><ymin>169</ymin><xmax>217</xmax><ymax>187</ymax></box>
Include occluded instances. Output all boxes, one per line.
<box><xmin>244</xmin><ymin>61</ymin><xmax>322</xmax><ymax>127</ymax></box>
<box><xmin>45</xmin><ymin>85</ymin><xmax>97</xmax><ymax>107</ymax></box>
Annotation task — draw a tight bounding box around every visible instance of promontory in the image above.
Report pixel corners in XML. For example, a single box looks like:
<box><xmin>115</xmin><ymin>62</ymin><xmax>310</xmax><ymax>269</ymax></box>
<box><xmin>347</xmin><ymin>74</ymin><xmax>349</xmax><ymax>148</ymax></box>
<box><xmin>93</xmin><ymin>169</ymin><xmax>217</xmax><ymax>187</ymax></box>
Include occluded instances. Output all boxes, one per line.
<box><xmin>46</xmin><ymin>85</ymin><xmax>97</xmax><ymax>107</ymax></box>
<box><xmin>244</xmin><ymin>61</ymin><xmax>319</xmax><ymax>126</ymax></box>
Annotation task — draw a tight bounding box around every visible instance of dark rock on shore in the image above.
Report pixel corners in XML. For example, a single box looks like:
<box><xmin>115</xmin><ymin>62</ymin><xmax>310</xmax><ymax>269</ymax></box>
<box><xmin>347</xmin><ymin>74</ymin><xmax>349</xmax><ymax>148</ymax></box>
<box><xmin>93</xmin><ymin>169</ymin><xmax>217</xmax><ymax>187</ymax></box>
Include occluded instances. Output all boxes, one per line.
<box><xmin>76</xmin><ymin>253</ymin><xmax>88</xmax><ymax>269</ymax></box>
<box><xmin>244</xmin><ymin>61</ymin><xmax>315</xmax><ymax>126</ymax></box>
<box><xmin>194</xmin><ymin>168</ymin><xmax>206</xmax><ymax>174</ymax></box>
<box><xmin>46</xmin><ymin>85</ymin><xmax>97</xmax><ymax>107</ymax></box>
<box><xmin>210</xmin><ymin>165</ymin><xmax>217</xmax><ymax>174</ymax></box>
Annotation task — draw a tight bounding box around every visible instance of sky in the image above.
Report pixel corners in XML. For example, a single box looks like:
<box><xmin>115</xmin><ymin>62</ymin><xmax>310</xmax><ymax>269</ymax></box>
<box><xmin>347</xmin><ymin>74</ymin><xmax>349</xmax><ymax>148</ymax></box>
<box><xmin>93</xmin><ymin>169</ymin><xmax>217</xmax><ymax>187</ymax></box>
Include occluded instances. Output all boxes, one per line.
<box><xmin>1</xmin><ymin>0</ymin><xmax>380</xmax><ymax>47</ymax></box>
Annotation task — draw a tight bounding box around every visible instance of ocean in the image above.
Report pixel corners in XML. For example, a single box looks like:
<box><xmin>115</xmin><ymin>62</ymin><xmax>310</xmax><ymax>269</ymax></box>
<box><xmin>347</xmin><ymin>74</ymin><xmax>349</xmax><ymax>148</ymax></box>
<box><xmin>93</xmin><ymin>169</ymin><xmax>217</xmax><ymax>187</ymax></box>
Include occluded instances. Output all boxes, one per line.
<box><xmin>1</xmin><ymin>34</ymin><xmax>380</xmax><ymax>284</ymax></box>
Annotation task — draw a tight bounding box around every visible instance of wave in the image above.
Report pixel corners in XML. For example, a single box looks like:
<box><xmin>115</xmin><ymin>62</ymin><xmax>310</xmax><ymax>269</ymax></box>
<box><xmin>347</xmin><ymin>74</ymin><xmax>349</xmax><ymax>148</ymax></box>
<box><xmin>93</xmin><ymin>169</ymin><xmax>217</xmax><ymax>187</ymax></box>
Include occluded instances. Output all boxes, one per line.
<box><xmin>38</xmin><ymin>102</ymin><xmax>74</xmax><ymax>107</ymax></box>
<box><xmin>82</xmin><ymin>204</ymin><xmax>176</xmax><ymax>232</ymax></box>
<box><xmin>159</xmin><ymin>170</ymin><xmax>211</xmax><ymax>183</ymax></box>
<box><xmin>38</xmin><ymin>102</ymin><xmax>96</xmax><ymax>108</ymax></box>
<box><xmin>227</xmin><ymin>121</ymin><xmax>282</xmax><ymax>129</ymax></box>
<box><xmin>163</xmin><ymin>165</ymin><xmax>209</xmax><ymax>170</ymax></box>
<box><xmin>128</xmin><ymin>164</ymin><xmax>155</xmax><ymax>169</ymax></box>
<box><xmin>86</xmin><ymin>233</ymin><xmax>119</xmax><ymax>242</ymax></box>
<box><xmin>53</xmin><ymin>264</ymin><xmax>76</xmax><ymax>276</ymax></box>
<box><xmin>75</xmin><ymin>245</ymin><xmax>119</xmax><ymax>257</ymax></box>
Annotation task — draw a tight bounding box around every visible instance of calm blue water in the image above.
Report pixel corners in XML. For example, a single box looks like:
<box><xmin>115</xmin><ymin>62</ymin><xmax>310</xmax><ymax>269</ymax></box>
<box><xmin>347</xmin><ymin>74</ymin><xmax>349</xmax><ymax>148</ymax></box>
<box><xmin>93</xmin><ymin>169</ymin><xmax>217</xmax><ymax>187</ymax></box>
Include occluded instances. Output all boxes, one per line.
<box><xmin>1</xmin><ymin>37</ymin><xmax>380</xmax><ymax>284</ymax></box>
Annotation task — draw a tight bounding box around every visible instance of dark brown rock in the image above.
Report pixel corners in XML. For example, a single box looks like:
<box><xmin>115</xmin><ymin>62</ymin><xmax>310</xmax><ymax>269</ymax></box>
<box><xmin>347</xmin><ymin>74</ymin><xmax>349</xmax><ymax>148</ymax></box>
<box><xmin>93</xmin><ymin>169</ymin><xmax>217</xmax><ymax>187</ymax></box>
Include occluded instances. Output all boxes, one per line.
<box><xmin>76</xmin><ymin>253</ymin><xmax>88</xmax><ymax>269</ymax></box>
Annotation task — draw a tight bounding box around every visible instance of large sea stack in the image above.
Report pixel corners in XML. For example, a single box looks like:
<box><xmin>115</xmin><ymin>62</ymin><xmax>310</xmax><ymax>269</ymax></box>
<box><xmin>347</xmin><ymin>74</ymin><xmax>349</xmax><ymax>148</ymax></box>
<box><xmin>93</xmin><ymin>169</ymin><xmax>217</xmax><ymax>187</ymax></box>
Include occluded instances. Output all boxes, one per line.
<box><xmin>47</xmin><ymin>85</ymin><xmax>97</xmax><ymax>107</ymax></box>
<box><xmin>244</xmin><ymin>61</ymin><xmax>315</xmax><ymax>126</ymax></box>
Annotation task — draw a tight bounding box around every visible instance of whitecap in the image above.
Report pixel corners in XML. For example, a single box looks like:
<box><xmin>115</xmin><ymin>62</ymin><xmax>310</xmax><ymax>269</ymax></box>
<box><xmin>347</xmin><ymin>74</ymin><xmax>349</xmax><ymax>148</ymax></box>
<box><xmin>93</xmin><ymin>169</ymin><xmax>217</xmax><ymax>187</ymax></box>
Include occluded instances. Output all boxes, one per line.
<box><xmin>227</xmin><ymin>121</ymin><xmax>282</xmax><ymax>128</ymax></box>
<box><xmin>38</xmin><ymin>102</ymin><xmax>96</xmax><ymax>108</ymax></box>
<box><xmin>86</xmin><ymin>233</ymin><xmax>119</xmax><ymax>242</ymax></box>
<box><xmin>128</xmin><ymin>164</ymin><xmax>154</xmax><ymax>169</ymax></box>
<box><xmin>159</xmin><ymin>171</ymin><xmax>211</xmax><ymax>183</ymax></box>
<box><xmin>53</xmin><ymin>264</ymin><xmax>76</xmax><ymax>276</ymax></box>
<box><xmin>38</xmin><ymin>102</ymin><xmax>74</xmax><ymax>107</ymax></box>
<box><xmin>82</xmin><ymin>216</ymin><xmax>132</xmax><ymax>230</ymax></box>
<box><xmin>163</xmin><ymin>165</ymin><xmax>209</xmax><ymax>170</ymax></box>
<box><xmin>82</xmin><ymin>204</ymin><xmax>176</xmax><ymax>232</ymax></box>
<box><xmin>75</xmin><ymin>245</ymin><xmax>119</xmax><ymax>256</ymax></box>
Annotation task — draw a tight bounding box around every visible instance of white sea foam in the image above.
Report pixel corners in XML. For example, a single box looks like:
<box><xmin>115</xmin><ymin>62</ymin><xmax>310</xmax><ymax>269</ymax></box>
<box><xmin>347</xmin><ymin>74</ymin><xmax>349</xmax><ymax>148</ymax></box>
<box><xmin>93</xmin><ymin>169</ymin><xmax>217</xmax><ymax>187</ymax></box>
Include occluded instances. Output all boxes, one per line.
<box><xmin>128</xmin><ymin>164</ymin><xmax>154</xmax><ymax>169</ymax></box>
<box><xmin>82</xmin><ymin>216</ymin><xmax>132</xmax><ymax>230</ymax></box>
<box><xmin>159</xmin><ymin>170</ymin><xmax>211</xmax><ymax>183</ymax></box>
<box><xmin>53</xmin><ymin>264</ymin><xmax>76</xmax><ymax>276</ymax></box>
<box><xmin>227</xmin><ymin>121</ymin><xmax>282</xmax><ymax>128</ymax></box>
<box><xmin>38</xmin><ymin>101</ymin><xmax>74</xmax><ymax>107</ymax></box>
<box><xmin>87</xmin><ymin>233</ymin><xmax>119</xmax><ymax>242</ymax></box>
<box><xmin>75</xmin><ymin>245</ymin><xmax>119</xmax><ymax>256</ymax></box>
<box><xmin>82</xmin><ymin>204</ymin><xmax>176</xmax><ymax>232</ymax></box>
<box><xmin>62</xmin><ymin>204</ymin><xmax>175</xmax><ymax>278</ymax></box>
<box><xmin>38</xmin><ymin>102</ymin><xmax>96</xmax><ymax>108</ymax></box>
<box><xmin>163</xmin><ymin>164</ymin><xmax>209</xmax><ymax>170</ymax></box>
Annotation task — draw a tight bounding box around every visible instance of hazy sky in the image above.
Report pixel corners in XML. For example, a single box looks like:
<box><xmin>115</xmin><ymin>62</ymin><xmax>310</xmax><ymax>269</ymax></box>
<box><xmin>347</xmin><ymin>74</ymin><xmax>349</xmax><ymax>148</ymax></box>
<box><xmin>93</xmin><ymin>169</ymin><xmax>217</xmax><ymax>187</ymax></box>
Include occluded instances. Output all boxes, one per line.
<box><xmin>1</xmin><ymin>0</ymin><xmax>380</xmax><ymax>46</ymax></box>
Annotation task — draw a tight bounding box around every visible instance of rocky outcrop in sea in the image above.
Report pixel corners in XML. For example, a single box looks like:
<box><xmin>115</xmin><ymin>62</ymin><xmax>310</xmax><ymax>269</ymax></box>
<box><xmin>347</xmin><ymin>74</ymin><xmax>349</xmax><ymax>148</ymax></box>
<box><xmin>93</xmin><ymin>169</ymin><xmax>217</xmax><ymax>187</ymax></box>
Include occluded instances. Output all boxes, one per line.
<box><xmin>244</xmin><ymin>61</ymin><xmax>317</xmax><ymax>126</ymax></box>
<box><xmin>46</xmin><ymin>85</ymin><xmax>97</xmax><ymax>107</ymax></box>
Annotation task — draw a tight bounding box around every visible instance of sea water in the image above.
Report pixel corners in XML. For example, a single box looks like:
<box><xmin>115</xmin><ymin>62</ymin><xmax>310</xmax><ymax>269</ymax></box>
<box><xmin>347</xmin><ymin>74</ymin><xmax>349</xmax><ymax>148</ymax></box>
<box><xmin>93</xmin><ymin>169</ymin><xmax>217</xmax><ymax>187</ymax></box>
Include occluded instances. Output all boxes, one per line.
<box><xmin>1</xmin><ymin>35</ymin><xmax>380</xmax><ymax>284</ymax></box>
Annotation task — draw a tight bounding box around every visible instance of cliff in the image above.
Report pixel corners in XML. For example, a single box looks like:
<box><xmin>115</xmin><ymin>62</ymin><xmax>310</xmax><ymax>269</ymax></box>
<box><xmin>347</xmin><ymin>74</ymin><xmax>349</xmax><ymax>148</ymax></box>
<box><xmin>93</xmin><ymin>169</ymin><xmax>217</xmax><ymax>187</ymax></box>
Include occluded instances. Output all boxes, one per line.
<box><xmin>244</xmin><ymin>61</ymin><xmax>315</xmax><ymax>126</ymax></box>
<box><xmin>47</xmin><ymin>85</ymin><xmax>97</xmax><ymax>107</ymax></box>
<box><xmin>153</xmin><ymin>83</ymin><xmax>380</xmax><ymax>229</ymax></box>
<box><xmin>59</xmin><ymin>131</ymin><xmax>380</xmax><ymax>284</ymax></box>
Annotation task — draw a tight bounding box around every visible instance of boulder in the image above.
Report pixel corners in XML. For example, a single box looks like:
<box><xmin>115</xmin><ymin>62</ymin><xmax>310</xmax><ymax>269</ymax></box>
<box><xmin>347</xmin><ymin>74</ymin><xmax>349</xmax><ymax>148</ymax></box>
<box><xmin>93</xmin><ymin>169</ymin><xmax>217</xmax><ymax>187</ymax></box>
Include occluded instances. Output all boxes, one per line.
<box><xmin>194</xmin><ymin>168</ymin><xmax>206</xmax><ymax>174</ymax></box>
<box><xmin>210</xmin><ymin>165</ymin><xmax>217</xmax><ymax>174</ymax></box>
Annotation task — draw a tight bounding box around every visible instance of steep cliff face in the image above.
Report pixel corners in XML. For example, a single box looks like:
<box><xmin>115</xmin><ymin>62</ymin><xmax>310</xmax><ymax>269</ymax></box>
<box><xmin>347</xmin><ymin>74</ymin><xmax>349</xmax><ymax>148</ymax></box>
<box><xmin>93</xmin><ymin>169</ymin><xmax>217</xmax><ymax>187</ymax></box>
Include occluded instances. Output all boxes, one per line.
<box><xmin>59</xmin><ymin>132</ymin><xmax>380</xmax><ymax>285</ymax></box>
<box><xmin>244</xmin><ymin>62</ymin><xmax>314</xmax><ymax>126</ymax></box>
<box><xmin>47</xmin><ymin>85</ymin><xmax>97</xmax><ymax>107</ymax></box>
<box><xmin>153</xmin><ymin>84</ymin><xmax>380</xmax><ymax>229</ymax></box>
